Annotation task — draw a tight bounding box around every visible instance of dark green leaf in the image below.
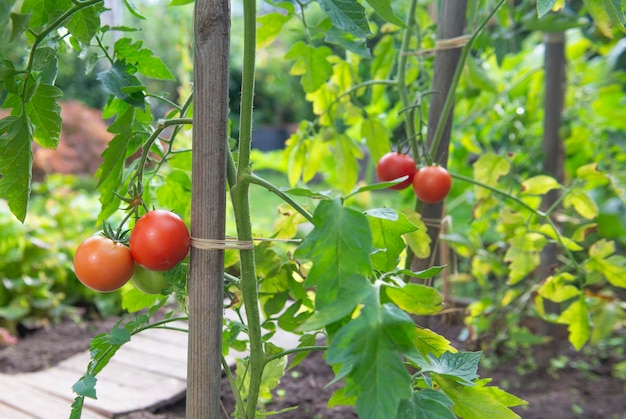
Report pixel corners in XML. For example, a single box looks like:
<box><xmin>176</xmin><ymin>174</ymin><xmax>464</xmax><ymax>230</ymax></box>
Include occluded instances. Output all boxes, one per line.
<box><xmin>9</xmin><ymin>12</ymin><xmax>31</xmax><ymax>42</ymax></box>
<box><xmin>97</xmin><ymin>60</ymin><xmax>146</xmax><ymax>108</ymax></box>
<box><xmin>294</xmin><ymin>198</ymin><xmax>372</xmax><ymax>307</ymax></box>
<box><xmin>21</xmin><ymin>0</ymin><xmax>71</xmax><ymax>28</ymax></box>
<box><xmin>325</xmin><ymin>27</ymin><xmax>372</xmax><ymax>58</ymax></box>
<box><xmin>0</xmin><ymin>114</ymin><xmax>32</xmax><ymax>222</ymax></box>
<box><xmin>398</xmin><ymin>389</ymin><xmax>456</xmax><ymax>419</ymax></box>
<box><xmin>314</xmin><ymin>0</ymin><xmax>371</xmax><ymax>38</ymax></box>
<box><xmin>421</xmin><ymin>351</ymin><xmax>482</xmax><ymax>385</ymax></box>
<box><xmin>27</xmin><ymin>83</ymin><xmax>62</xmax><ymax>148</ymax></box>
<box><xmin>69</xmin><ymin>396</ymin><xmax>85</xmax><ymax>419</ymax></box>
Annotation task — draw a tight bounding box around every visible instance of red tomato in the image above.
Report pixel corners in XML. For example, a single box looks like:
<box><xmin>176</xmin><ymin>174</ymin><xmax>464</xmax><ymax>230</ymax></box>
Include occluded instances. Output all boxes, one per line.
<box><xmin>376</xmin><ymin>152</ymin><xmax>417</xmax><ymax>190</ymax></box>
<box><xmin>129</xmin><ymin>210</ymin><xmax>190</xmax><ymax>271</ymax></box>
<box><xmin>74</xmin><ymin>236</ymin><xmax>135</xmax><ymax>292</ymax></box>
<box><xmin>131</xmin><ymin>264</ymin><xmax>170</xmax><ymax>294</ymax></box>
<box><xmin>412</xmin><ymin>165</ymin><xmax>452</xmax><ymax>203</ymax></box>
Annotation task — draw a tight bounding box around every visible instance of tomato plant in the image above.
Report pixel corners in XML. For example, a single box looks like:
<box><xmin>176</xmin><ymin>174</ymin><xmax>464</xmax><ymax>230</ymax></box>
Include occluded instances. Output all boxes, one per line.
<box><xmin>73</xmin><ymin>236</ymin><xmax>135</xmax><ymax>292</ymax></box>
<box><xmin>376</xmin><ymin>152</ymin><xmax>416</xmax><ymax>190</ymax></box>
<box><xmin>129</xmin><ymin>210</ymin><xmax>190</xmax><ymax>271</ymax></box>
<box><xmin>412</xmin><ymin>165</ymin><xmax>452</xmax><ymax>204</ymax></box>
<box><xmin>131</xmin><ymin>264</ymin><xmax>170</xmax><ymax>295</ymax></box>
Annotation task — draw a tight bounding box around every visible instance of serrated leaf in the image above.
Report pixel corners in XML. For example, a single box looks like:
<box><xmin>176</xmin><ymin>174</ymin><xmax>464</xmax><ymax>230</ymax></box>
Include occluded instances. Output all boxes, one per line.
<box><xmin>557</xmin><ymin>296</ymin><xmax>590</xmax><ymax>350</ymax></box>
<box><xmin>436</xmin><ymin>375</ymin><xmax>525</xmax><ymax>419</ymax></box>
<box><xmin>473</xmin><ymin>153</ymin><xmax>510</xmax><ymax>200</ymax></box>
<box><xmin>114</xmin><ymin>38</ymin><xmax>175</xmax><ymax>80</ymax></box>
<box><xmin>314</xmin><ymin>0</ymin><xmax>371</xmax><ymax>38</ymax></box>
<box><xmin>413</xmin><ymin>327</ymin><xmax>457</xmax><ymax>358</ymax></box>
<box><xmin>27</xmin><ymin>83</ymin><xmax>62</xmax><ymax>148</ymax></box>
<box><xmin>97</xmin><ymin>60</ymin><xmax>146</xmax><ymax>108</ymax></box>
<box><xmin>72</xmin><ymin>374</ymin><xmax>98</xmax><ymax>399</ymax></box>
<box><xmin>364</xmin><ymin>0</ymin><xmax>406</xmax><ymax>27</ymax></box>
<box><xmin>67</xmin><ymin>4</ymin><xmax>101</xmax><ymax>44</ymax></box>
<box><xmin>421</xmin><ymin>351</ymin><xmax>481</xmax><ymax>385</ymax></box>
<box><xmin>294</xmin><ymin>198</ymin><xmax>372</xmax><ymax>307</ymax></box>
<box><xmin>326</xmin><ymin>297</ymin><xmax>415</xmax><ymax>419</ymax></box>
<box><xmin>385</xmin><ymin>283</ymin><xmax>444</xmax><ymax>315</ymax></box>
<box><xmin>366</xmin><ymin>208</ymin><xmax>418</xmax><ymax>271</ymax></box>
<box><xmin>0</xmin><ymin>114</ymin><xmax>32</xmax><ymax>222</ymax></box>
<box><xmin>563</xmin><ymin>189</ymin><xmax>598</xmax><ymax>219</ymax></box>
<box><xmin>285</xmin><ymin>41</ymin><xmax>333</xmax><ymax>93</ymax></box>
<box><xmin>70</xmin><ymin>396</ymin><xmax>85</xmax><ymax>419</ymax></box>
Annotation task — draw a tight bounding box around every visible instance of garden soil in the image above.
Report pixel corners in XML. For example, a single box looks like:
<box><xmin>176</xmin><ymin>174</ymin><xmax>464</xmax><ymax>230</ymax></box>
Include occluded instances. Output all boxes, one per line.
<box><xmin>1</xmin><ymin>315</ymin><xmax>625</xmax><ymax>419</ymax></box>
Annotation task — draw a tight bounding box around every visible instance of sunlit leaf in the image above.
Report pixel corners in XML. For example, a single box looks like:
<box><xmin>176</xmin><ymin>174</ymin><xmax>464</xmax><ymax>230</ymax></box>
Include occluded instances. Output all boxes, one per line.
<box><xmin>557</xmin><ymin>296</ymin><xmax>591</xmax><ymax>350</ymax></box>
<box><xmin>538</xmin><ymin>273</ymin><xmax>580</xmax><ymax>303</ymax></box>
<box><xmin>384</xmin><ymin>283</ymin><xmax>444</xmax><ymax>315</ymax></box>
<box><xmin>366</xmin><ymin>208</ymin><xmax>417</xmax><ymax>271</ymax></box>
<box><xmin>563</xmin><ymin>190</ymin><xmax>598</xmax><ymax>220</ymax></box>
<box><xmin>285</xmin><ymin>41</ymin><xmax>333</xmax><ymax>93</ymax></box>
<box><xmin>521</xmin><ymin>175</ymin><xmax>561</xmax><ymax>195</ymax></box>
<box><xmin>473</xmin><ymin>153</ymin><xmax>510</xmax><ymax>200</ymax></box>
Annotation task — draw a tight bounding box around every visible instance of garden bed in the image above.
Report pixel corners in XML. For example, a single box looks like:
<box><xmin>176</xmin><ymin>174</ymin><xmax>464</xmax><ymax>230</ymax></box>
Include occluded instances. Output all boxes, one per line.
<box><xmin>1</xmin><ymin>316</ymin><xmax>624</xmax><ymax>419</ymax></box>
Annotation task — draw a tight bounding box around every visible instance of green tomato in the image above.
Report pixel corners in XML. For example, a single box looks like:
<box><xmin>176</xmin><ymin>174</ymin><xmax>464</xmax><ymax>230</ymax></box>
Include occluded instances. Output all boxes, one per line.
<box><xmin>131</xmin><ymin>264</ymin><xmax>170</xmax><ymax>294</ymax></box>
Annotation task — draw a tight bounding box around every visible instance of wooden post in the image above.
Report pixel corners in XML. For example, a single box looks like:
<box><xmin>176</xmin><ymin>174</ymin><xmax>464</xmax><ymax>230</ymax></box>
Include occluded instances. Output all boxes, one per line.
<box><xmin>537</xmin><ymin>31</ymin><xmax>566</xmax><ymax>368</ymax></box>
<box><xmin>187</xmin><ymin>0</ymin><xmax>230</xmax><ymax>417</ymax></box>
<box><xmin>414</xmin><ymin>0</ymin><xmax>467</xmax><ymax>272</ymax></box>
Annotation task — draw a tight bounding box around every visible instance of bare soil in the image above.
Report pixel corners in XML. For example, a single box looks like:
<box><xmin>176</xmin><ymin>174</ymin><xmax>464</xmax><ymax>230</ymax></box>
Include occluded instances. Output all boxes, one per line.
<box><xmin>1</xmin><ymin>316</ymin><xmax>625</xmax><ymax>419</ymax></box>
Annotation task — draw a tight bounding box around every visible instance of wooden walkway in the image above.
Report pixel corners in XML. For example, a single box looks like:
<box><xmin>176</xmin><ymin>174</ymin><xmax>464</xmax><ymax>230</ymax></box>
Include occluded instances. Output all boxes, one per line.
<box><xmin>0</xmin><ymin>319</ymin><xmax>298</xmax><ymax>418</ymax></box>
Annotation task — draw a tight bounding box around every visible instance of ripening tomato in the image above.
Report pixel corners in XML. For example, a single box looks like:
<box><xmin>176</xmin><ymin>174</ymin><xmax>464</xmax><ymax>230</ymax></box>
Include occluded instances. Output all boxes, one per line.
<box><xmin>74</xmin><ymin>236</ymin><xmax>135</xmax><ymax>292</ymax></box>
<box><xmin>131</xmin><ymin>264</ymin><xmax>170</xmax><ymax>294</ymax></box>
<box><xmin>129</xmin><ymin>210</ymin><xmax>190</xmax><ymax>271</ymax></box>
<box><xmin>376</xmin><ymin>152</ymin><xmax>417</xmax><ymax>190</ymax></box>
<box><xmin>412</xmin><ymin>165</ymin><xmax>452</xmax><ymax>204</ymax></box>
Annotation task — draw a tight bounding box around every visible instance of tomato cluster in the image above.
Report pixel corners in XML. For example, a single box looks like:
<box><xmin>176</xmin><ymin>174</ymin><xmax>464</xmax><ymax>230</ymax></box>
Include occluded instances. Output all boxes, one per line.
<box><xmin>73</xmin><ymin>210</ymin><xmax>190</xmax><ymax>293</ymax></box>
<box><xmin>376</xmin><ymin>152</ymin><xmax>452</xmax><ymax>204</ymax></box>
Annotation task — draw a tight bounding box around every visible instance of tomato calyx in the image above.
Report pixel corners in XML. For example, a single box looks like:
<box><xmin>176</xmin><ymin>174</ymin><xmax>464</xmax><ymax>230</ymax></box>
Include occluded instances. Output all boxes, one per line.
<box><xmin>102</xmin><ymin>222</ymin><xmax>130</xmax><ymax>246</ymax></box>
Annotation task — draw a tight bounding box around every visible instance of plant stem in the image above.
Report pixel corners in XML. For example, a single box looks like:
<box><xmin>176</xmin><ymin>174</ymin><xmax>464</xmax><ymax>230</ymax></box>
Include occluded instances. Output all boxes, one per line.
<box><xmin>264</xmin><ymin>345</ymin><xmax>327</xmax><ymax>363</ymax></box>
<box><xmin>397</xmin><ymin>0</ymin><xmax>420</xmax><ymax>160</ymax></box>
<box><xmin>232</xmin><ymin>0</ymin><xmax>265</xmax><ymax>416</ymax></box>
<box><xmin>429</xmin><ymin>0</ymin><xmax>507</xmax><ymax>157</ymax></box>
<box><xmin>242</xmin><ymin>173</ymin><xmax>313</xmax><ymax>223</ymax></box>
<box><xmin>222</xmin><ymin>356</ymin><xmax>246</xmax><ymax>418</ymax></box>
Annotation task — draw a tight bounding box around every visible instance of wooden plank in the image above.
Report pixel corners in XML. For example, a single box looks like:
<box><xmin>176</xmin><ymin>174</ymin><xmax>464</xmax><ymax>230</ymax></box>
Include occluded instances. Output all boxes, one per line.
<box><xmin>0</xmin><ymin>400</ymin><xmax>36</xmax><ymax>419</ymax></box>
<box><xmin>122</xmin><ymin>332</ymin><xmax>188</xmax><ymax>362</ymax></box>
<box><xmin>0</xmin><ymin>374</ymin><xmax>108</xmax><ymax>419</ymax></box>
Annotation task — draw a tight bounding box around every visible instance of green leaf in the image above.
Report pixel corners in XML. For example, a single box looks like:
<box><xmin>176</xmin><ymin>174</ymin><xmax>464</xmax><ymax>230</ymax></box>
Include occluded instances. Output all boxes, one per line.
<box><xmin>421</xmin><ymin>351</ymin><xmax>481</xmax><ymax>386</ymax></box>
<box><xmin>401</xmin><ymin>210</ymin><xmax>432</xmax><ymax>259</ymax></box>
<box><xmin>9</xmin><ymin>13</ymin><xmax>31</xmax><ymax>43</ymax></box>
<box><xmin>302</xmin><ymin>277</ymin><xmax>372</xmax><ymax>330</ymax></box>
<box><xmin>473</xmin><ymin>153</ymin><xmax>510</xmax><ymax>200</ymax></box>
<box><xmin>21</xmin><ymin>0</ymin><xmax>71</xmax><ymax>28</ymax></box>
<box><xmin>361</xmin><ymin>118</ymin><xmax>390</xmax><ymax>163</ymax></box>
<box><xmin>364</xmin><ymin>0</ymin><xmax>406</xmax><ymax>27</ymax></box>
<box><xmin>113</xmin><ymin>38</ymin><xmax>175</xmax><ymax>80</ymax></box>
<box><xmin>466</xmin><ymin>56</ymin><xmax>498</xmax><ymax>92</ymax></box>
<box><xmin>326</xmin><ymin>296</ymin><xmax>415</xmax><ymax>419</ymax></box>
<box><xmin>325</xmin><ymin>27</ymin><xmax>372</xmax><ymax>57</ymax></box>
<box><xmin>334</xmin><ymin>134</ymin><xmax>362</xmax><ymax>194</ymax></box>
<box><xmin>384</xmin><ymin>283</ymin><xmax>444</xmax><ymax>316</ymax></box>
<box><xmin>0</xmin><ymin>114</ymin><xmax>32</xmax><ymax>222</ymax></box>
<box><xmin>67</xmin><ymin>4</ymin><xmax>101</xmax><ymax>44</ymax></box>
<box><xmin>436</xmin><ymin>376</ymin><xmax>526</xmax><ymax>419</ymax></box>
<box><xmin>521</xmin><ymin>175</ymin><xmax>561</xmax><ymax>195</ymax></box>
<box><xmin>97</xmin><ymin>60</ymin><xmax>146</xmax><ymax>108</ymax></box>
<box><xmin>557</xmin><ymin>296</ymin><xmax>591</xmax><ymax>350</ymax></box>
<box><xmin>314</xmin><ymin>0</ymin><xmax>371</xmax><ymax>38</ymax></box>
<box><xmin>294</xmin><ymin>198</ymin><xmax>372</xmax><ymax>307</ymax></box>
<box><xmin>584</xmin><ymin>239</ymin><xmax>626</xmax><ymax>288</ymax></box>
<box><xmin>285</xmin><ymin>41</ymin><xmax>333</xmax><ymax>93</ymax></box>
<box><xmin>397</xmin><ymin>265</ymin><xmax>446</xmax><ymax>280</ymax></box>
<box><xmin>27</xmin><ymin>83</ymin><xmax>62</xmax><ymax>148</ymax></box>
<box><xmin>72</xmin><ymin>374</ymin><xmax>98</xmax><ymax>399</ymax></box>
<box><xmin>289</xmin><ymin>334</ymin><xmax>318</xmax><ymax>370</ymax></box>
<box><xmin>537</xmin><ymin>0</ymin><xmax>558</xmax><ymax>18</ymax></box>
<box><xmin>123</xmin><ymin>0</ymin><xmax>145</xmax><ymax>19</ymax></box>
<box><xmin>257</xmin><ymin>8</ymin><xmax>293</xmax><ymax>49</ymax></box>
<box><xmin>583</xmin><ymin>0</ymin><xmax>619</xmax><ymax>37</ymax></box>
<box><xmin>399</xmin><ymin>389</ymin><xmax>456</xmax><ymax>419</ymax></box>
<box><xmin>366</xmin><ymin>208</ymin><xmax>418</xmax><ymax>271</ymax></box>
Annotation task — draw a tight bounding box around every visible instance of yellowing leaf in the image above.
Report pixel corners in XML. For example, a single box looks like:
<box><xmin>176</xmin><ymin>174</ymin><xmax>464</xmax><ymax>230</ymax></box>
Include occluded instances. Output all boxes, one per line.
<box><xmin>538</xmin><ymin>224</ymin><xmax>583</xmax><ymax>251</ymax></box>
<box><xmin>521</xmin><ymin>175</ymin><xmax>561</xmax><ymax>195</ymax></box>
<box><xmin>401</xmin><ymin>209</ymin><xmax>432</xmax><ymax>259</ymax></box>
<box><xmin>414</xmin><ymin>328</ymin><xmax>457</xmax><ymax>358</ymax></box>
<box><xmin>557</xmin><ymin>297</ymin><xmax>590</xmax><ymax>350</ymax></box>
<box><xmin>563</xmin><ymin>190</ymin><xmax>598</xmax><ymax>220</ymax></box>
<box><xmin>385</xmin><ymin>283</ymin><xmax>444</xmax><ymax>316</ymax></box>
<box><xmin>504</xmin><ymin>232</ymin><xmax>546</xmax><ymax>284</ymax></box>
<box><xmin>473</xmin><ymin>153</ymin><xmax>510</xmax><ymax>200</ymax></box>
<box><xmin>538</xmin><ymin>274</ymin><xmax>580</xmax><ymax>303</ymax></box>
